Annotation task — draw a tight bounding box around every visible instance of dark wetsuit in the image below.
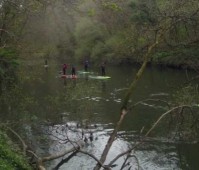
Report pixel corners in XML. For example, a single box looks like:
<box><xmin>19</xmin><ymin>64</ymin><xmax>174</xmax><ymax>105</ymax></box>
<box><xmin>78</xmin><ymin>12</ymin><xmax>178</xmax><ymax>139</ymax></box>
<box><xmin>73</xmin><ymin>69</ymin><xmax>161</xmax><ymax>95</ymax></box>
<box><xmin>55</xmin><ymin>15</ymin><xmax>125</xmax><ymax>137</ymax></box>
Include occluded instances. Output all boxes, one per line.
<box><xmin>101</xmin><ymin>64</ymin><xmax>105</xmax><ymax>76</ymax></box>
<box><xmin>84</xmin><ymin>61</ymin><xmax>89</xmax><ymax>72</ymax></box>
<box><xmin>63</xmin><ymin>64</ymin><xmax>67</xmax><ymax>75</ymax></box>
<box><xmin>71</xmin><ymin>66</ymin><xmax>76</xmax><ymax>76</ymax></box>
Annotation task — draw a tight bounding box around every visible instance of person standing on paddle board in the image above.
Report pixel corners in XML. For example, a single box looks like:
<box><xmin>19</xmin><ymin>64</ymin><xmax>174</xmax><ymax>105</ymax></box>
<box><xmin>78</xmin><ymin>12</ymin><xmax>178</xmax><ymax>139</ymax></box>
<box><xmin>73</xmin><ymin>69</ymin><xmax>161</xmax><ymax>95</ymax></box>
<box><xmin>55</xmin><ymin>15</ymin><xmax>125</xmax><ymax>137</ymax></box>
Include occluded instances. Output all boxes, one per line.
<box><xmin>44</xmin><ymin>59</ymin><xmax>48</xmax><ymax>71</ymax></box>
<box><xmin>84</xmin><ymin>60</ymin><xmax>89</xmax><ymax>72</ymax></box>
<box><xmin>71</xmin><ymin>65</ymin><xmax>76</xmax><ymax>78</ymax></box>
<box><xmin>100</xmin><ymin>62</ymin><xmax>106</xmax><ymax>76</ymax></box>
<box><xmin>62</xmin><ymin>64</ymin><xmax>67</xmax><ymax>75</ymax></box>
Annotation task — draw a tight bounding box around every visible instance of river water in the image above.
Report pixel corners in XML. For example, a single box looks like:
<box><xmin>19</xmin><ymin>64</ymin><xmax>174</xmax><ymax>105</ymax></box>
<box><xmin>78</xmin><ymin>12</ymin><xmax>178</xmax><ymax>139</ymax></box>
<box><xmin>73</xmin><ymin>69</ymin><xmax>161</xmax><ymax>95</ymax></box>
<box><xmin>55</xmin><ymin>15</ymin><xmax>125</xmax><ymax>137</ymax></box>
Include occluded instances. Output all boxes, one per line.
<box><xmin>0</xmin><ymin>60</ymin><xmax>198</xmax><ymax>170</ymax></box>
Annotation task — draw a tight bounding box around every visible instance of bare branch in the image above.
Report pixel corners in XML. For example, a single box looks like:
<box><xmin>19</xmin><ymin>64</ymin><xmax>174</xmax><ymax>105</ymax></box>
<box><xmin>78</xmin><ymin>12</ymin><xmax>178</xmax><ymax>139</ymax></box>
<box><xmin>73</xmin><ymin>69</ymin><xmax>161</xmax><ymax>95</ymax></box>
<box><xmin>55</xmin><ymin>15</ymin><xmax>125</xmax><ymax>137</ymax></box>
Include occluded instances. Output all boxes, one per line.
<box><xmin>26</xmin><ymin>150</ymin><xmax>39</xmax><ymax>159</ymax></box>
<box><xmin>7</xmin><ymin>127</ymin><xmax>27</xmax><ymax>155</ymax></box>
<box><xmin>129</xmin><ymin>98</ymin><xmax>171</xmax><ymax>110</ymax></box>
<box><xmin>78</xmin><ymin>150</ymin><xmax>107</xmax><ymax>169</ymax></box>
<box><xmin>120</xmin><ymin>154</ymin><xmax>139</xmax><ymax>170</ymax></box>
<box><xmin>41</xmin><ymin>147</ymin><xmax>77</xmax><ymax>162</ymax></box>
<box><xmin>53</xmin><ymin>150</ymin><xmax>79</xmax><ymax>170</ymax></box>
<box><xmin>107</xmin><ymin>105</ymin><xmax>192</xmax><ymax>167</ymax></box>
<box><xmin>145</xmin><ymin>105</ymin><xmax>191</xmax><ymax>136</ymax></box>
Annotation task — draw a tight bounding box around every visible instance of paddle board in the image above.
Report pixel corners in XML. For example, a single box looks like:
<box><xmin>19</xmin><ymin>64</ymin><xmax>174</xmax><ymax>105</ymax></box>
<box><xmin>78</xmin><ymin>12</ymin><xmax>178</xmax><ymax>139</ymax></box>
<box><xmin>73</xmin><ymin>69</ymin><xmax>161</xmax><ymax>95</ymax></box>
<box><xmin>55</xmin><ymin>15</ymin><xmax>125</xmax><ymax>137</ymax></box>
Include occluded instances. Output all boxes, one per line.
<box><xmin>77</xmin><ymin>70</ymin><xmax>92</xmax><ymax>74</ymax></box>
<box><xmin>61</xmin><ymin>75</ymin><xmax>77</xmax><ymax>79</ymax></box>
<box><xmin>89</xmin><ymin>75</ymin><xmax>111</xmax><ymax>80</ymax></box>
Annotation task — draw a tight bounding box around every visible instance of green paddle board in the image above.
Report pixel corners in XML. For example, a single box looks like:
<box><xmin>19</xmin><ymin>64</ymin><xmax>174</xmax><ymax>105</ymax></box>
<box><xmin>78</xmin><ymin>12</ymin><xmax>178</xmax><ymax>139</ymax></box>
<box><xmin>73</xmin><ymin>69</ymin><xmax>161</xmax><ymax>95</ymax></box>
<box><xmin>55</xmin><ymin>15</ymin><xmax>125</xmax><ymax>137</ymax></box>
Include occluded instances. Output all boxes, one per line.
<box><xmin>77</xmin><ymin>71</ymin><xmax>92</xmax><ymax>74</ymax></box>
<box><xmin>89</xmin><ymin>75</ymin><xmax>111</xmax><ymax>79</ymax></box>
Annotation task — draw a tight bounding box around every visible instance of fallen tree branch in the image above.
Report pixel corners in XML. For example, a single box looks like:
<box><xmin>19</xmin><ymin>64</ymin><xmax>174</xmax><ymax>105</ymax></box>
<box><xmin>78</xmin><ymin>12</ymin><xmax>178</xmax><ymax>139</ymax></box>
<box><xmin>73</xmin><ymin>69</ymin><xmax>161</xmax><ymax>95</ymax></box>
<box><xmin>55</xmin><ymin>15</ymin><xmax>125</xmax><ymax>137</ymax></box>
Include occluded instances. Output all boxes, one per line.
<box><xmin>120</xmin><ymin>154</ymin><xmax>139</xmax><ymax>170</ymax></box>
<box><xmin>41</xmin><ymin>147</ymin><xmax>77</xmax><ymax>162</ymax></box>
<box><xmin>78</xmin><ymin>150</ymin><xmax>106</xmax><ymax>169</ymax></box>
<box><xmin>53</xmin><ymin>150</ymin><xmax>79</xmax><ymax>170</ymax></box>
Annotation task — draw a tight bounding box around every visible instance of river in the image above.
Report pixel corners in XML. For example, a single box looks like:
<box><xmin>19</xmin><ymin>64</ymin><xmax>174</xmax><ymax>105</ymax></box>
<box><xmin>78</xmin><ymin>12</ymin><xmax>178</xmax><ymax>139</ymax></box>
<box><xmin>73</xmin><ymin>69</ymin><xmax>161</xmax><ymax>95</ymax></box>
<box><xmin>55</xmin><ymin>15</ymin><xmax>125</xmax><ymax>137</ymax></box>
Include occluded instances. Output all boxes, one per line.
<box><xmin>0</xmin><ymin>59</ymin><xmax>198</xmax><ymax>170</ymax></box>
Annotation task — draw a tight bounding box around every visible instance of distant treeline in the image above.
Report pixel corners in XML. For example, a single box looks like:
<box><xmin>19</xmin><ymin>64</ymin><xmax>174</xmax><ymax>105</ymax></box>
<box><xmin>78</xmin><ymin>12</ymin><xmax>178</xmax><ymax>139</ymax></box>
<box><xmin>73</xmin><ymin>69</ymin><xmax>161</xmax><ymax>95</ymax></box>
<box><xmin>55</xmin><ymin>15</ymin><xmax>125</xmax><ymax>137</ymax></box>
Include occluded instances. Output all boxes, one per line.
<box><xmin>56</xmin><ymin>0</ymin><xmax>199</xmax><ymax>69</ymax></box>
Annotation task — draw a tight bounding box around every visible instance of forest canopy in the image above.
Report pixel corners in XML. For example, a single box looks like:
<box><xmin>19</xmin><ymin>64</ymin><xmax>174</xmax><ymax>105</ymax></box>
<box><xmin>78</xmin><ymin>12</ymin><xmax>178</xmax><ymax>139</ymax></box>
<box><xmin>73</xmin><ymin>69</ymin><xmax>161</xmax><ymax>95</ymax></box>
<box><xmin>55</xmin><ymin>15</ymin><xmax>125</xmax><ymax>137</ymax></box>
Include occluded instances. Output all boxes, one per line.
<box><xmin>0</xmin><ymin>0</ymin><xmax>198</xmax><ymax>67</ymax></box>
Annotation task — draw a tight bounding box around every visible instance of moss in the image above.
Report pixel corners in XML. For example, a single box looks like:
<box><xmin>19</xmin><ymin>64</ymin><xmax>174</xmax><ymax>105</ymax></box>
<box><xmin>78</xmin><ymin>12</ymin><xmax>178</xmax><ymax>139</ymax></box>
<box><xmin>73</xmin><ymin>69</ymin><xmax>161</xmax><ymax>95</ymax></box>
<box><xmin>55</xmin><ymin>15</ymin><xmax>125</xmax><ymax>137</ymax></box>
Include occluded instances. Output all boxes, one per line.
<box><xmin>0</xmin><ymin>131</ymin><xmax>32</xmax><ymax>170</ymax></box>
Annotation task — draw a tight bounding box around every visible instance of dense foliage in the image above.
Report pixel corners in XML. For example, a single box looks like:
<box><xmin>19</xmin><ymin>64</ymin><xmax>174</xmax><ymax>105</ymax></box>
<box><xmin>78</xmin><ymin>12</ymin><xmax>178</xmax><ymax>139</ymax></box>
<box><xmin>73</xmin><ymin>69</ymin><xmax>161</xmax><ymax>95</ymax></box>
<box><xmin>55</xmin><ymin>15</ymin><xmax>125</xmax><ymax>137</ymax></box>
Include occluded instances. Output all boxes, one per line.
<box><xmin>0</xmin><ymin>0</ymin><xmax>198</xmax><ymax>68</ymax></box>
<box><xmin>0</xmin><ymin>48</ymin><xmax>19</xmax><ymax>93</ymax></box>
<box><xmin>68</xmin><ymin>0</ymin><xmax>199</xmax><ymax>67</ymax></box>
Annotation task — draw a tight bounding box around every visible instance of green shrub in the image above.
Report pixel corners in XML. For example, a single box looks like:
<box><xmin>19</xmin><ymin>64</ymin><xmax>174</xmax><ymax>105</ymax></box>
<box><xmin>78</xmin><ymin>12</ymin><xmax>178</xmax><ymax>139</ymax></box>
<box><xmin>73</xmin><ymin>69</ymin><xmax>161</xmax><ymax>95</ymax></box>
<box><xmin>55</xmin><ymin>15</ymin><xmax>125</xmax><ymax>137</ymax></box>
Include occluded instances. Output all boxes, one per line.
<box><xmin>0</xmin><ymin>131</ymin><xmax>32</xmax><ymax>170</ymax></box>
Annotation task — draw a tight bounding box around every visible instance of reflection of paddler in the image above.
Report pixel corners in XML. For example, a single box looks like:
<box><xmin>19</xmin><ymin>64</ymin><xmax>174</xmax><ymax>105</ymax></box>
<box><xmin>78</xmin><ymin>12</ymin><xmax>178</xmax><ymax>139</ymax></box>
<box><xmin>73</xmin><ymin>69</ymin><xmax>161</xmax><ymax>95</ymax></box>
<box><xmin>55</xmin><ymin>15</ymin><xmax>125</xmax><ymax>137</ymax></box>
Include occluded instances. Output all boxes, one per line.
<box><xmin>44</xmin><ymin>59</ymin><xmax>48</xmax><ymax>69</ymax></box>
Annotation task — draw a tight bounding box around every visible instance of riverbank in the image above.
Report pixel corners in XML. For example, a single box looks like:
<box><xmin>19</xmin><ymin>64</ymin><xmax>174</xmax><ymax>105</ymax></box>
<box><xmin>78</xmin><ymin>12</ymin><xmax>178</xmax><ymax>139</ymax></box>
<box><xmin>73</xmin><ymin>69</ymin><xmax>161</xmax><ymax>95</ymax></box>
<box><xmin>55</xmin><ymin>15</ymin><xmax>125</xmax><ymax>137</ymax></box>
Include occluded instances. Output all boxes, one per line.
<box><xmin>151</xmin><ymin>47</ymin><xmax>199</xmax><ymax>69</ymax></box>
<box><xmin>116</xmin><ymin>47</ymin><xmax>199</xmax><ymax>70</ymax></box>
<box><xmin>0</xmin><ymin>130</ymin><xmax>32</xmax><ymax>170</ymax></box>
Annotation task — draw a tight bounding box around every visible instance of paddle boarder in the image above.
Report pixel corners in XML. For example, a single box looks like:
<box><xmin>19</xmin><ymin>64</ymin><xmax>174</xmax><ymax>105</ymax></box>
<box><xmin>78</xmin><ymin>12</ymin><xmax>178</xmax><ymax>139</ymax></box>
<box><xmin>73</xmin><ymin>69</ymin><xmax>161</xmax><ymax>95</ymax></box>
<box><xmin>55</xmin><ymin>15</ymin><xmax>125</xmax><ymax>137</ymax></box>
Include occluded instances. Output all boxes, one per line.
<box><xmin>44</xmin><ymin>59</ymin><xmax>48</xmax><ymax>71</ymax></box>
<box><xmin>62</xmin><ymin>64</ymin><xmax>67</xmax><ymax>75</ymax></box>
<box><xmin>100</xmin><ymin>62</ymin><xmax>106</xmax><ymax>76</ymax></box>
<box><xmin>71</xmin><ymin>65</ymin><xmax>76</xmax><ymax>78</ymax></box>
<box><xmin>84</xmin><ymin>60</ymin><xmax>89</xmax><ymax>72</ymax></box>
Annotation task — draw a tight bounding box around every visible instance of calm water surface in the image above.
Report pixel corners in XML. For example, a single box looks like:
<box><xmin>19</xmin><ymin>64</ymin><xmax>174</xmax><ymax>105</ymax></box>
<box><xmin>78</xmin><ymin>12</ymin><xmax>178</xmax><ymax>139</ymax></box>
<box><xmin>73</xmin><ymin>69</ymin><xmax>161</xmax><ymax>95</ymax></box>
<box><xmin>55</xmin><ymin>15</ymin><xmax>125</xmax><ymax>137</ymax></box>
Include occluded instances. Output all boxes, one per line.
<box><xmin>0</xmin><ymin>60</ymin><xmax>198</xmax><ymax>170</ymax></box>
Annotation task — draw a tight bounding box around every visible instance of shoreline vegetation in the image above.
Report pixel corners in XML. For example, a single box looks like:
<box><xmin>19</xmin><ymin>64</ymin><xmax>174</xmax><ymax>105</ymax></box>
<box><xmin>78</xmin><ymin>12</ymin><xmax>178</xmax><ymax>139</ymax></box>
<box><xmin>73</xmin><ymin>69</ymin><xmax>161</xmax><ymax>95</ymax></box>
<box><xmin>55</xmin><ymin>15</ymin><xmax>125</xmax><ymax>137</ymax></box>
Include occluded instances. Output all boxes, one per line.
<box><xmin>0</xmin><ymin>131</ymin><xmax>32</xmax><ymax>170</ymax></box>
<box><xmin>108</xmin><ymin>48</ymin><xmax>199</xmax><ymax>70</ymax></box>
